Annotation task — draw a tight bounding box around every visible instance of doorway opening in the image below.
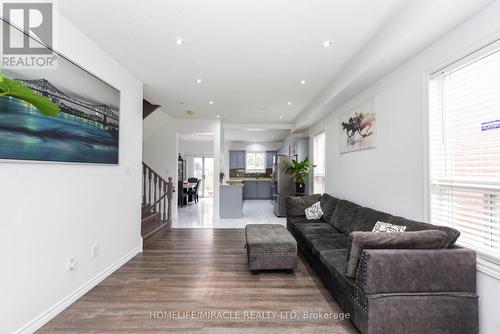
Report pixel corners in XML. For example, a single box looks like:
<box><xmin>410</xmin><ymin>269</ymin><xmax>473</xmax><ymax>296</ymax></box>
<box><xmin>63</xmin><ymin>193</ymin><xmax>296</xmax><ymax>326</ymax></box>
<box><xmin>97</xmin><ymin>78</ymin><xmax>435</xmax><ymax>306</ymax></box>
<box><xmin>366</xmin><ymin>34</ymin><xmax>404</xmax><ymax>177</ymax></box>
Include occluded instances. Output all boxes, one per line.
<box><xmin>176</xmin><ymin>133</ymin><xmax>215</xmax><ymax>227</ymax></box>
<box><xmin>193</xmin><ymin>157</ymin><xmax>214</xmax><ymax>198</ymax></box>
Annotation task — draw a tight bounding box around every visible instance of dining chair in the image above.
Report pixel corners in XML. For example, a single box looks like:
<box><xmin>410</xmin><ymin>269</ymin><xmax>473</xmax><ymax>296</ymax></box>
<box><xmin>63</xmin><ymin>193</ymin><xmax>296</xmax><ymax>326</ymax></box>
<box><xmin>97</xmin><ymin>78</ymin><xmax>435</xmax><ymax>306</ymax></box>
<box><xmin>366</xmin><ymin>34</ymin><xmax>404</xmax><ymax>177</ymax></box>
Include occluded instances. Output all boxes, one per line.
<box><xmin>188</xmin><ymin>179</ymin><xmax>201</xmax><ymax>203</ymax></box>
<box><xmin>177</xmin><ymin>181</ymin><xmax>188</xmax><ymax>207</ymax></box>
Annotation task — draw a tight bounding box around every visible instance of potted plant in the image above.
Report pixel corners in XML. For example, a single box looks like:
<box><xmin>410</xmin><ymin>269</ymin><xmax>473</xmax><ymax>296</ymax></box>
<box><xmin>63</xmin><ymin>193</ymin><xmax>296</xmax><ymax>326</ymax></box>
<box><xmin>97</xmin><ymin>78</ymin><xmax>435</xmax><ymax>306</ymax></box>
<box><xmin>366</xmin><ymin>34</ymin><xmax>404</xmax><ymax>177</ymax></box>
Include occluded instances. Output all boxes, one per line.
<box><xmin>283</xmin><ymin>157</ymin><xmax>315</xmax><ymax>193</ymax></box>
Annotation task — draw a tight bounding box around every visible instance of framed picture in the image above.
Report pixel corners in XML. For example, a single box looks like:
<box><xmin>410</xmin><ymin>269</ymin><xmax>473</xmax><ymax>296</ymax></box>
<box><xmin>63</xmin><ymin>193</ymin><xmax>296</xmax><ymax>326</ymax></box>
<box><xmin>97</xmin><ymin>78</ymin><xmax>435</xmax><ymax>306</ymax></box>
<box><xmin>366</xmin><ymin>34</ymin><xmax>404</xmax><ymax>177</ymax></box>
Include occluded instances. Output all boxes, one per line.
<box><xmin>0</xmin><ymin>21</ymin><xmax>120</xmax><ymax>164</ymax></box>
<box><xmin>339</xmin><ymin>98</ymin><xmax>375</xmax><ymax>153</ymax></box>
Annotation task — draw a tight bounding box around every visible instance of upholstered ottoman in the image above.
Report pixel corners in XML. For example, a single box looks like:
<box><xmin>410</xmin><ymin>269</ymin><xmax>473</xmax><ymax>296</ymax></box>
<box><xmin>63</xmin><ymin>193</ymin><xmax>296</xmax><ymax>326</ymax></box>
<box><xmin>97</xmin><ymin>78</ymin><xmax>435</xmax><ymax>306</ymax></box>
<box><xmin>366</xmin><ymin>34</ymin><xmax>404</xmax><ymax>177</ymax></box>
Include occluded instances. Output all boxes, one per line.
<box><xmin>245</xmin><ymin>224</ymin><xmax>297</xmax><ymax>273</ymax></box>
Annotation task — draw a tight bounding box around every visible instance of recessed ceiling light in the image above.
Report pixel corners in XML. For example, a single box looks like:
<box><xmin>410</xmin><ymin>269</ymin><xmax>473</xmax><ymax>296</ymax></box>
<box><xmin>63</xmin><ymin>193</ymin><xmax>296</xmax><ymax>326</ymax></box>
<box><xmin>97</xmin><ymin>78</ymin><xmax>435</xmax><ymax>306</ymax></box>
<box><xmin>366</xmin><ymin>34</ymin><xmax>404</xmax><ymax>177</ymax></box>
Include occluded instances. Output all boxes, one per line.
<box><xmin>279</xmin><ymin>115</ymin><xmax>283</xmax><ymax>119</ymax></box>
<box><xmin>209</xmin><ymin>101</ymin><xmax>214</xmax><ymax>105</ymax></box>
<box><xmin>216</xmin><ymin>115</ymin><xmax>220</xmax><ymax>119</ymax></box>
<box><xmin>287</xmin><ymin>101</ymin><xmax>292</xmax><ymax>106</ymax></box>
<box><xmin>323</xmin><ymin>40</ymin><xmax>332</xmax><ymax>48</ymax></box>
<box><xmin>300</xmin><ymin>80</ymin><xmax>306</xmax><ymax>85</ymax></box>
<box><xmin>175</xmin><ymin>38</ymin><xmax>184</xmax><ymax>45</ymax></box>
<box><xmin>196</xmin><ymin>78</ymin><xmax>202</xmax><ymax>84</ymax></box>
<box><xmin>186</xmin><ymin>110</ymin><xmax>194</xmax><ymax>116</ymax></box>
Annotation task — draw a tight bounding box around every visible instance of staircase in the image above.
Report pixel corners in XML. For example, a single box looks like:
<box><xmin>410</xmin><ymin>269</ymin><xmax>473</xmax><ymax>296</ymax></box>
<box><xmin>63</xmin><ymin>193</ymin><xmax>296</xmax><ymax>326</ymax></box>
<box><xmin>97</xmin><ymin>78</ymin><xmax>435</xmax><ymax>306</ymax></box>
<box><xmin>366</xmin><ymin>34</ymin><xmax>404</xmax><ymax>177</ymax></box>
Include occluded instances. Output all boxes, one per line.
<box><xmin>142</xmin><ymin>162</ymin><xmax>174</xmax><ymax>245</ymax></box>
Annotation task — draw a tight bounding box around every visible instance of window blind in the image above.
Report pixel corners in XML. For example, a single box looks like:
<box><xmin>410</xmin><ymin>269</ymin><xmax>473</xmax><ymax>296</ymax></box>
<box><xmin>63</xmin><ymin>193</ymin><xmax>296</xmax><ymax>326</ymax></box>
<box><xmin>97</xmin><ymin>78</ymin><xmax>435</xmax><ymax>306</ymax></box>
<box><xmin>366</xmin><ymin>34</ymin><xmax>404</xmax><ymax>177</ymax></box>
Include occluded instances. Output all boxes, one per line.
<box><xmin>313</xmin><ymin>131</ymin><xmax>326</xmax><ymax>194</ymax></box>
<box><xmin>429</xmin><ymin>42</ymin><xmax>500</xmax><ymax>261</ymax></box>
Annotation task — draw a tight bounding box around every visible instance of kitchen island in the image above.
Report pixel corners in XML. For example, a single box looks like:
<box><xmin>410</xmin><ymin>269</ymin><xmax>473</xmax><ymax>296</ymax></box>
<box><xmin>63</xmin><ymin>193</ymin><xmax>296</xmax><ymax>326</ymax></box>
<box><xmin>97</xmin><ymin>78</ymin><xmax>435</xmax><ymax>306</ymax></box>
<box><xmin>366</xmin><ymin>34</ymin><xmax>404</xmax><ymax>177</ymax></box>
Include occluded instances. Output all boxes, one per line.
<box><xmin>219</xmin><ymin>183</ymin><xmax>244</xmax><ymax>218</ymax></box>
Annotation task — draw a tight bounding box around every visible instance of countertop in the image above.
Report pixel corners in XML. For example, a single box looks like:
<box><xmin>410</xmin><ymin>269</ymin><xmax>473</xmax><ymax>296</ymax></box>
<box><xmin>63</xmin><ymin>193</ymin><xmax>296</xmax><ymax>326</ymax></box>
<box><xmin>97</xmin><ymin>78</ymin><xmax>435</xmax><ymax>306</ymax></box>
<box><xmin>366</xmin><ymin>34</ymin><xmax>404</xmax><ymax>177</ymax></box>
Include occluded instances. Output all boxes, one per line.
<box><xmin>228</xmin><ymin>178</ymin><xmax>273</xmax><ymax>182</ymax></box>
<box><xmin>220</xmin><ymin>183</ymin><xmax>244</xmax><ymax>187</ymax></box>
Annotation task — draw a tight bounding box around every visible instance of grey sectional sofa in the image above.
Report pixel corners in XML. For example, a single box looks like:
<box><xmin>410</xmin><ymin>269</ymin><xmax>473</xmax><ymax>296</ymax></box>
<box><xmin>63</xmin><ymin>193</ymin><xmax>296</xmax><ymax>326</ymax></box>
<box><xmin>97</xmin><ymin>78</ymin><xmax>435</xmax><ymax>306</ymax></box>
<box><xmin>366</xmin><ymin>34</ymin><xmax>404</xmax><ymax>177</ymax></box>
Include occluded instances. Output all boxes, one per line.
<box><xmin>286</xmin><ymin>193</ymin><xmax>478</xmax><ymax>334</ymax></box>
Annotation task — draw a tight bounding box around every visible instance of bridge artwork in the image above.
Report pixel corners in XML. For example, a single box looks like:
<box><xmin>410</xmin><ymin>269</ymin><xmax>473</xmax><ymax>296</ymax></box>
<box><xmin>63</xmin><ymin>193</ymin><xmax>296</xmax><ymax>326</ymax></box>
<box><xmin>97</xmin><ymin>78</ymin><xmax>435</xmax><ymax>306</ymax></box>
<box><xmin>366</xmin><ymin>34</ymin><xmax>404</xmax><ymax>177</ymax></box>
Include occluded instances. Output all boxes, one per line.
<box><xmin>17</xmin><ymin>78</ymin><xmax>119</xmax><ymax>129</ymax></box>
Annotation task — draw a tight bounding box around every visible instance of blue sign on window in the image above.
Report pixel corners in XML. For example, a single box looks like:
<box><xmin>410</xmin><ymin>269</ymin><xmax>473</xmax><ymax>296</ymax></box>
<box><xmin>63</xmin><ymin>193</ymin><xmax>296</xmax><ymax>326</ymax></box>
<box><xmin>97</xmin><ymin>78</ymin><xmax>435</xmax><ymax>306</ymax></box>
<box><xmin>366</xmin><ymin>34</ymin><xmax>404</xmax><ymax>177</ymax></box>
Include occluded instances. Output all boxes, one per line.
<box><xmin>481</xmin><ymin>119</ymin><xmax>500</xmax><ymax>131</ymax></box>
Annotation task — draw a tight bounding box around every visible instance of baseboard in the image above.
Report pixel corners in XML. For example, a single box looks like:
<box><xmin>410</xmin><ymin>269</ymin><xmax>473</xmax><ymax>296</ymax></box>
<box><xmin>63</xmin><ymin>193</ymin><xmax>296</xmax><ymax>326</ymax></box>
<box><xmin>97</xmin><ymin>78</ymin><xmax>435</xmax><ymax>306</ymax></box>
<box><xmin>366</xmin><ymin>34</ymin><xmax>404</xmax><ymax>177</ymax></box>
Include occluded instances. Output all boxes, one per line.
<box><xmin>15</xmin><ymin>244</ymin><xmax>142</xmax><ymax>334</ymax></box>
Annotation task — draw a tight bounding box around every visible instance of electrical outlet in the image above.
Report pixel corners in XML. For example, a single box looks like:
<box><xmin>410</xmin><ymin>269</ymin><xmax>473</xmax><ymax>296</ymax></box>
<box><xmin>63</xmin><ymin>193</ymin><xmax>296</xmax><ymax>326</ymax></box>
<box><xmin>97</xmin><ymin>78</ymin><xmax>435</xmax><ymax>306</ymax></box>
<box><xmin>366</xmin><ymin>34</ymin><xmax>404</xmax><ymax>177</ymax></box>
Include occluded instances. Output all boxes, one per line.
<box><xmin>68</xmin><ymin>258</ymin><xmax>77</xmax><ymax>270</ymax></box>
<box><xmin>91</xmin><ymin>244</ymin><xmax>99</xmax><ymax>259</ymax></box>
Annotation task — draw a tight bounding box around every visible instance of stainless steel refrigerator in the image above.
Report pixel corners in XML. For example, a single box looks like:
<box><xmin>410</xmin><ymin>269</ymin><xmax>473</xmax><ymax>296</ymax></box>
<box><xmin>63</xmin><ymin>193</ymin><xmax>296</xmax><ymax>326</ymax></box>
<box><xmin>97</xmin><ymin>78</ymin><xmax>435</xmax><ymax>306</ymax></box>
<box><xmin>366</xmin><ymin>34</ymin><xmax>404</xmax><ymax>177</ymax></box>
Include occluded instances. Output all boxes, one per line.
<box><xmin>272</xmin><ymin>155</ymin><xmax>295</xmax><ymax>217</ymax></box>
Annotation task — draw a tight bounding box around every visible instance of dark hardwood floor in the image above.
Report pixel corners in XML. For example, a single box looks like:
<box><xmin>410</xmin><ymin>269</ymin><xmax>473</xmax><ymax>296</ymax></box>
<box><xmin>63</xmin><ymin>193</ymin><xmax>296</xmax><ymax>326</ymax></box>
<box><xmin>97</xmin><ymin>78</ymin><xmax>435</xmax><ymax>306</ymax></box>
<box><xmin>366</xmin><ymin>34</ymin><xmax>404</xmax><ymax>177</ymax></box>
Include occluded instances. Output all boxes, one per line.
<box><xmin>38</xmin><ymin>229</ymin><xmax>358</xmax><ymax>333</ymax></box>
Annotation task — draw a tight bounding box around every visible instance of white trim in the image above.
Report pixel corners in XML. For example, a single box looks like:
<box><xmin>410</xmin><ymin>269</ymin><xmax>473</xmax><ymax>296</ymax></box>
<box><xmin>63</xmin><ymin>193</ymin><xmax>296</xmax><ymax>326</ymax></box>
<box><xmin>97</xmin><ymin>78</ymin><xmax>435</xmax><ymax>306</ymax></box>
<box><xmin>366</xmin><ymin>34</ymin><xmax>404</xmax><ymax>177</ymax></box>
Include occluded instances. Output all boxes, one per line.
<box><xmin>14</xmin><ymin>245</ymin><xmax>142</xmax><ymax>334</ymax></box>
<box><xmin>477</xmin><ymin>255</ymin><xmax>500</xmax><ymax>280</ymax></box>
<box><xmin>421</xmin><ymin>71</ymin><xmax>431</xmax><ymax>221</ymax></box>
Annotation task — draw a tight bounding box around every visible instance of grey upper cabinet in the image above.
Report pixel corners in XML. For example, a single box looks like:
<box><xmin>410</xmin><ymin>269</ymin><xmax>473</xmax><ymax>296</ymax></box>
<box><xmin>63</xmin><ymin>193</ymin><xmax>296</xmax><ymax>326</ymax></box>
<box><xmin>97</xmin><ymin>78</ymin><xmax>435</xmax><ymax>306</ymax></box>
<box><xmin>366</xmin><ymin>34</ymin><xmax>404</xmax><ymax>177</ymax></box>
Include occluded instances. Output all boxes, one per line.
<box><xmin>237</xmin><ymin>151</ymin><xmax>245</xmax><ymax>169</ymax></box>
<box><xmin>229</xmin><ymin>150</ymin><xmax>246</xmax><ymax>169</ymax></box>
<box><xmin>229</xmin><ymin>151</ymin><xmax>238</xmax><ymax>169</ymax></box>
<box><xmin>266</xmin><ymin>151</ymin><xmax>276</xmax><ymax>169</ymax></box>
<box><xmin>295</xmin><ymin>138</ymin><xmax>309</xmax><ymax>162</ymax></box>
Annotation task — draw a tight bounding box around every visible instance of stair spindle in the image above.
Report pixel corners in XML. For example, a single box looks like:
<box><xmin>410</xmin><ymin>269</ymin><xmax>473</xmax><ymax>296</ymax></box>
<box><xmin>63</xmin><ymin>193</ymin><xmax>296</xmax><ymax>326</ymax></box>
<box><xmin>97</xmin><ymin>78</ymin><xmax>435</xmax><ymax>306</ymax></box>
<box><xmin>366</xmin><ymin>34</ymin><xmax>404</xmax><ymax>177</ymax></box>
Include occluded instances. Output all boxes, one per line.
<box><xmin>148</xmin><ymin>169</ymin><xmax>152</xmax><ymax>205</ymax></box>
<box><xmin>167</xmin><ymin>177</ymin><xmax>173</xmax><ymax>221</ymax></box>
<box><xmin>154</xmin><ymin>174</ymin><xmax>157</xmax><ymax>212</ymax></box>
<box><xmin>163</xmin><ymin>180</ymin><xmax>167</xmax><ymax>221</ymax></box>
<box><xmin>142</xmin><ymin>166</ymin><xmax>146</xmax><ymax>204</ymax></box>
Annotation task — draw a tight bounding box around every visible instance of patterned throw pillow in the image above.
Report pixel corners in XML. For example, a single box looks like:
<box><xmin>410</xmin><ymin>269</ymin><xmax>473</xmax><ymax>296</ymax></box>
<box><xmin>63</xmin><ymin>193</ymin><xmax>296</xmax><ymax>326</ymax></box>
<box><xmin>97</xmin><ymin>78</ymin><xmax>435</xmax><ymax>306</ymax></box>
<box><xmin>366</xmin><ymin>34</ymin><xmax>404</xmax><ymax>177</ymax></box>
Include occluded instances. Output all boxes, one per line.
<box><xmin>305</xmin><ymin>201</ymin><xmax>323</xmax><ymax>220</ymax></box>
<box><xmin>372</xmin><ymin>221</ymin><xmax>406</xmax><ymax>232</ymax></box>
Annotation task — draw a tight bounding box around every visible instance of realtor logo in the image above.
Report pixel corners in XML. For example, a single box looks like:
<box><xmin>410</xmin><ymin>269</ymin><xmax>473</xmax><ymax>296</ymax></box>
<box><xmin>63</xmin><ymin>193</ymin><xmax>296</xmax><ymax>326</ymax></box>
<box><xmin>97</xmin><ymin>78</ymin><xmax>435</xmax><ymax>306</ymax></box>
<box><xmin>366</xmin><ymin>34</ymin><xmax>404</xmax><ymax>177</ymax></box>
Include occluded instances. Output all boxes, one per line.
<box><xmin>1</xmin><ymin>1</ymin><xmax>56</xmax><ymax>68</ymax></box>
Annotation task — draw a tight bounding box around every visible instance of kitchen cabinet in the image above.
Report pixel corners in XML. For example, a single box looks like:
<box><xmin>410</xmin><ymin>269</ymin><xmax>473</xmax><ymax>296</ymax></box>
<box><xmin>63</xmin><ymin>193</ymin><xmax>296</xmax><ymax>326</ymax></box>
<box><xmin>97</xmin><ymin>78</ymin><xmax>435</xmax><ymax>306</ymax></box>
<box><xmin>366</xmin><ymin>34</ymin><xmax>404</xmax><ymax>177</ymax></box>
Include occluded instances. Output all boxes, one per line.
<box><xmin>237</xmin><ymin>151</ymin><xmax>245</xmax><ymax>169</ymax></box>
<box><xmin>243</xmin><ymin>180</ymin><xmax>272</xmax><ymax>199</ymax></box>
<box><xmin>243</xmin><ymin>181</ymin><xmax>257</xmax><ymax>198</ymax></box>
<box><xmin>229</xmin><ymin>150</ymin><xmax>246</xmax><ymax>169</ymax></box>
<box><xmin>256</xmin><ymin>181</ymin><xmax>272</xmax><ymax>198</ymax></box>
<box><xmin>266</xmin><ymin>151</ymin><xmax>276</xmax><ymax>169</ymax></box>
<box><xmin>229</xmin><ymin>151</ymin><xmax>238</xmax><ymax>169</ymax></box>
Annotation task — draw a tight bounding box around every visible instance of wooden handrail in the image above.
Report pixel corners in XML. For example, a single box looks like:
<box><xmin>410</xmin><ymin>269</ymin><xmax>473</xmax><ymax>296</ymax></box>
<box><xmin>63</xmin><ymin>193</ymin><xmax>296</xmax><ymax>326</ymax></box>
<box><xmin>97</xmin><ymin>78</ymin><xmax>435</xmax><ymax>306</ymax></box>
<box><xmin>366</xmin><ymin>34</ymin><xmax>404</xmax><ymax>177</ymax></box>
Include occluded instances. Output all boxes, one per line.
<box><xmin>142</xmin><ymin>163</ymin><xmax>174</xmax><ymax>222</ymax></box>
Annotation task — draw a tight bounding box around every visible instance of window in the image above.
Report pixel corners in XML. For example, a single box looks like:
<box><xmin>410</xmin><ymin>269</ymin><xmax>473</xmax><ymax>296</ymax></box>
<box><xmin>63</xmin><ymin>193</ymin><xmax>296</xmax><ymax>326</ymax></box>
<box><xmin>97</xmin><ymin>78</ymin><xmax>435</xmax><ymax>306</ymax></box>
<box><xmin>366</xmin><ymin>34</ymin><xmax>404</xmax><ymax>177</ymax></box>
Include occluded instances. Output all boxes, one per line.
<box><xmin>428</xmin><ymin>41</ymin><xmax>500</xmax><ymax>270</ymax></box>
<box><xmin>313</xmin><ymin>131</ymin><xmax>326</xmax><ymax>193</ymax></box>
<box><xmin>246</xmin><ymin>151</ymin><xmax>265</xmax><ymax>173</ymax></box>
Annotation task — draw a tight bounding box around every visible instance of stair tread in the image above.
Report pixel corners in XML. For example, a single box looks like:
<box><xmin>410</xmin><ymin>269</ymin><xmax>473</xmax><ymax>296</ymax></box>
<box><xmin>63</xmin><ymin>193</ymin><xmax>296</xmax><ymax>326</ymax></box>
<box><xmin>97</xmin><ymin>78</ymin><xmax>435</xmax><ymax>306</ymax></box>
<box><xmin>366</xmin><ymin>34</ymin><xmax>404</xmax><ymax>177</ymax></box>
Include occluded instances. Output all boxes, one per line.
<box><xmin>141</xmin><ymin>219</ymin><xmax>167</xmax><ymax>240</ymax></box>
<box><xmin>142</xmin><ymin>211</ymin><xmax>160</xmax><ymax>222</ymax></box>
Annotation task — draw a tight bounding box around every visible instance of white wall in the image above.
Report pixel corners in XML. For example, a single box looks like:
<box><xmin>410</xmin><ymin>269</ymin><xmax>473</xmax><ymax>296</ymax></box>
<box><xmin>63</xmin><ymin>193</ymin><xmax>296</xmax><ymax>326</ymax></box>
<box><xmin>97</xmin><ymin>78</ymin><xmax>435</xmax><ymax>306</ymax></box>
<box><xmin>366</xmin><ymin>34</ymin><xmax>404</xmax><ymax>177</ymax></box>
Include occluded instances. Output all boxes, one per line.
<box><xmin>143</xmin><ymin>116</ymin><xmax>221</xmax><ymax>218</ymax></box>
<box><xmin>0</xmin><ymin>14</ymin><xmax>143</xmax><ymax>334</ymax></box>
<box><xmin>179</xmin><ymin>139</ymin><xmax>214</xmax><ymax>178</ymax></box>
<box><xmin>308</xmin><ymin>1</ymin><xmax>500</xmax><ymax>333</ymax></box>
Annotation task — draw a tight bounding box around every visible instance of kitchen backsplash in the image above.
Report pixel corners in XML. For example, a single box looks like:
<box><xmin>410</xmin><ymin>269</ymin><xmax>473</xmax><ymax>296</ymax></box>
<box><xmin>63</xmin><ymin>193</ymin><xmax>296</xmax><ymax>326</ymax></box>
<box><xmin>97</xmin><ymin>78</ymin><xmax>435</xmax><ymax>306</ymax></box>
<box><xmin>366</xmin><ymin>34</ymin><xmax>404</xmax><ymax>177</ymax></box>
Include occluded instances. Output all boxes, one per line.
<box><xmin>229</xmin><ymin>168</ymin><xmax>272</xmax><ymax>178</ymax></box>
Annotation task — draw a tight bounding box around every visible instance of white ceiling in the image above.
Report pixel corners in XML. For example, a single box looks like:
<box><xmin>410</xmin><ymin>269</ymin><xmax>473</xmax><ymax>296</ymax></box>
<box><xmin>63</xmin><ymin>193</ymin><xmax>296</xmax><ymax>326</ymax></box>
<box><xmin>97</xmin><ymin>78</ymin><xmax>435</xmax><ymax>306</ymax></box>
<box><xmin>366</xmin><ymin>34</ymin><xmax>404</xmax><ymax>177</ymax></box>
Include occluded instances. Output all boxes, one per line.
<box><xmin>224</xmin><ymin>128</ymin><xmax>291</xmax><ymax>143</ymax></box>
<box><xmin>58</xmin><ymin>0</ymin><xmax>407</xmax><ymax>123</ymax></box>
<box><xmin>58</xmin><ymin>0</ymin><xmax>494</xmax><ymax>128</ymax></box>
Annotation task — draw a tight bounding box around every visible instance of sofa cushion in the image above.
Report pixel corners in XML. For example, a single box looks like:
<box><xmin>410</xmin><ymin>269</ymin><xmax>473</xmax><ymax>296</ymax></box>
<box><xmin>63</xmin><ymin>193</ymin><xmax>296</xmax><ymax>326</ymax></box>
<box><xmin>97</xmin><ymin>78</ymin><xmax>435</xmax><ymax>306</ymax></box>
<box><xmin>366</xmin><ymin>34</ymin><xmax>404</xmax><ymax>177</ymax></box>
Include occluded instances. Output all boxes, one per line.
<box><xmin>345</xmin><ymin>230</ymin><xmax>449</xmax><ymax>278</ymax></box>
<box><xmin>286</xmin><ymin>216</ymin><xmax>318</xmax><ymax>233</ymax></box>
<box><xmin>310</xmin><ymin>236</ymin><xmax>349</xmax><ymax>255</ymax></box>
<box><xmin>330</xmin><ymin>200</ymin><xmax>362</xmax><ymax>233</ymax></box>
<box><xmin>295</xmin><ymin>222</ymin><xmax>338</xmax><ymax>236</ymax></box>
<box><xmin>350</xmin><ymin>207</ymin><xmax>393</xmax><ymax>232</ymax></box>
<box><xmin>286</xmin><ymin>194</ymin><xmax>322</xmax><ymax>216</ymax></box>
<box><xmin>388</xmin><ymin>216</ymin><xmax>460</xmax><ymax>248</ymax></box>
<box><xmin>318</xmin><ymin>249</ymin><xmax>358</xmax><ymax>299</ymax></box>
<box><xmin>320</xmin><ymin>193</ymin><xmax>340</xmax><ymax>223</ymax></box>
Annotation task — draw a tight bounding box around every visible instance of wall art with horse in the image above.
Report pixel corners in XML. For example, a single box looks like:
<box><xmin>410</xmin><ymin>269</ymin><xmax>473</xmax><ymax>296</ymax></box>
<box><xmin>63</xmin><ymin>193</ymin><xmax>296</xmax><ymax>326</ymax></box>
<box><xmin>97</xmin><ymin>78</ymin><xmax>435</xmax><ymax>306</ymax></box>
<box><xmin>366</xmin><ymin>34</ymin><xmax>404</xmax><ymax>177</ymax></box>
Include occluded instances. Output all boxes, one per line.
<box><xmin>339</xmin><ymin>98</ymin><xmax>375</xmax><ymax>153</ymax></box>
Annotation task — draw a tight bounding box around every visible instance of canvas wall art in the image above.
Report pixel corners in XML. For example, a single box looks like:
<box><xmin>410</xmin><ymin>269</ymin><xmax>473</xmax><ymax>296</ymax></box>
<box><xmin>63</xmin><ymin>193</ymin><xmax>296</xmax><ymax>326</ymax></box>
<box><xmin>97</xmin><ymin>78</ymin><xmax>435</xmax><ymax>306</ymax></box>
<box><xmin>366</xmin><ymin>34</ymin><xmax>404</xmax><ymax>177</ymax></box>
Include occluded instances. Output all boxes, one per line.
<box><xmin>0</xmin><ymin>22</ymin><xmax>120</xmax><ymax>164</ymax></box>
<box><xmin>339</xmin><ymin>98</ymin><xmax>375</xmax><ymax>153</ymax></box>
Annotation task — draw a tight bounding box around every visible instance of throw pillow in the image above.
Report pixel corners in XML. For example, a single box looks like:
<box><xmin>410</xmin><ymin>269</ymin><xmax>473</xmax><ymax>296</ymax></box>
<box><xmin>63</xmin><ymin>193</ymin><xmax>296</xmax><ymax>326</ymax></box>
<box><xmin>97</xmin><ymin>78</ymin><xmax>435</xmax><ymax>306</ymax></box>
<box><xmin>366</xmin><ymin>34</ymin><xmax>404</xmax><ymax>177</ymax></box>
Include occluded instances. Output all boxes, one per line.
<box><xmin>305</xmin><ymin>201</ymin><xmax>323</xmax><ymax>220</ymax></box>
<box><xmin>345</xmin><ymin>230</ymin><xmax>448</xmax><ymax>278</ymax></box>
<box><xmin>372</xmin><ymin>221</ymin><xmax>406</xmax><ymax>232</ymax></box>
